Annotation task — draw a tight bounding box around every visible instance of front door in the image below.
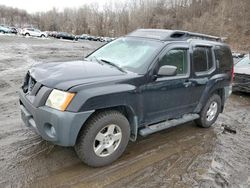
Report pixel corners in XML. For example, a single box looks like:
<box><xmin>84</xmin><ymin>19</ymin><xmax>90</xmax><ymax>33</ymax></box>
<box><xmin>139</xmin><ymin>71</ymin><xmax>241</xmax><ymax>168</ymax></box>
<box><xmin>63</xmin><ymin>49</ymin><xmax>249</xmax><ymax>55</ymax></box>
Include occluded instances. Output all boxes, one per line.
<box><xmin>143</xmin><ymin>45</ymin><xmax>197</xmax><ymax>124</ymax></box>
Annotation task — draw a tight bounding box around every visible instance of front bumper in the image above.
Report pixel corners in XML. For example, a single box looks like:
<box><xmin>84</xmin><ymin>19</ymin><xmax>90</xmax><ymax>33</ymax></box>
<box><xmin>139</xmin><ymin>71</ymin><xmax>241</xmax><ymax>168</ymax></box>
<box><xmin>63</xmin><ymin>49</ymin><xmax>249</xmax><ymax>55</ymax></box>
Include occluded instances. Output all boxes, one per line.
<box><xmin>233</xmin><ymin>83</ymin><xmax>250</xmax><ymax>93</ymax></box>
<box><xmin>19</xmin><ymin>90</ymin><xmax>94</xmax><ymax>146</ymax></box>
<box><xmin>233</xmin><ymin>73</ymin><xmax>250</xmax><ymax>93</ymax></box>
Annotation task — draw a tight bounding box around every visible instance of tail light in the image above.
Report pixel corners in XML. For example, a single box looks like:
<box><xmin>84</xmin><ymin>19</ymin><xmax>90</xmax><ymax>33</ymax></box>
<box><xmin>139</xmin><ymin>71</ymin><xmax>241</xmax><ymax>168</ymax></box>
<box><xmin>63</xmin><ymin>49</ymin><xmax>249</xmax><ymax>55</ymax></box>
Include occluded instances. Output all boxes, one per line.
<box><xmin>231</xmin><ymin>64</ymin><xmax>234</xmax><ymax>82</ymax></box>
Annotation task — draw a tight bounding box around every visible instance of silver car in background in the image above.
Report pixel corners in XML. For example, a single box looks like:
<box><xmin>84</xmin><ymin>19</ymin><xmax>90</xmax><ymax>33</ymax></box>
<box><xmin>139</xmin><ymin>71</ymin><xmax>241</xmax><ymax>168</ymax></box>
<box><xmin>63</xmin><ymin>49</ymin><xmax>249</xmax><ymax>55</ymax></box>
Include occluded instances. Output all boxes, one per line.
<box><xmin>21</xmin><ymin>28</ymin><xmax>47</xmax><ymax>37</ymax></box>
<box><xmin>233</xmin><ymin>54</ymin><xmax>250</xmax><ymax>93</ymax></box>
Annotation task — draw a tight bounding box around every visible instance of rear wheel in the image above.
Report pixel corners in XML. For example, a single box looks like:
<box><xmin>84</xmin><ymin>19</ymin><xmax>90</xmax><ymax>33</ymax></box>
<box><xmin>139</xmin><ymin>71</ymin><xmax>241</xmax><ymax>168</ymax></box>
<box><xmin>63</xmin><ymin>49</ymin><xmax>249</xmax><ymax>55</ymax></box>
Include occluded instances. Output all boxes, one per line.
<box><xmin>41</xmin><ymin>34</ymin><xmax>45</xmax><ymax>38</ymax></box>
<box><xmin>25</xmin><ymin>33</ymin><xmax>30</xmax><ymax>36</ymax></box>
<box><xmin>75</xmin><ymin>110</ymin><xmax>130</xmax><ymax>167</ymax></box>
<box><xmin>195</xmin><ymin>94</ymin><xmax>221</xmax><ymax>128</ymax></box>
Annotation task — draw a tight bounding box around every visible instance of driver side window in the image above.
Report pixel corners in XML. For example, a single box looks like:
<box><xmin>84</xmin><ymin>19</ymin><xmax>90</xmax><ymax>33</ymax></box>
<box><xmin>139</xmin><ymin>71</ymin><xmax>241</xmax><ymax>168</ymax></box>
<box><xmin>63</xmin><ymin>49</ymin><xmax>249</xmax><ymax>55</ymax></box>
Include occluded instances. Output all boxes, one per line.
<box><xmin>159</xmin><ymin>49</ymin><xmax>188</xmax><ymax>75</ymax></box>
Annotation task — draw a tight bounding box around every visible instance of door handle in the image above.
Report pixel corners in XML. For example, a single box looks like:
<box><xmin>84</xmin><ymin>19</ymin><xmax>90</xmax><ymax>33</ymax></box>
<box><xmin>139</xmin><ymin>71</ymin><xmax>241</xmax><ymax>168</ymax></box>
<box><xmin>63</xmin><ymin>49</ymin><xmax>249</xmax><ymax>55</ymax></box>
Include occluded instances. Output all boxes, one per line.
<box><xmin>183</xmin><ymin>80</ymin><xmax>192</xmax><ymax>87</ymax></box>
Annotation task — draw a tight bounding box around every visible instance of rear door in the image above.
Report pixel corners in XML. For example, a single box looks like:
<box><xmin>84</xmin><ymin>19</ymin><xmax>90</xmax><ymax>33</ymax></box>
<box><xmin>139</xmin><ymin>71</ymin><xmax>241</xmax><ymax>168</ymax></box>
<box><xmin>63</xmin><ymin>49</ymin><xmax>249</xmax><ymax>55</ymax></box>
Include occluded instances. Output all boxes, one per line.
<box><xmin>189</xmin><ymin>45</ymin><xmax>216</xmax><ymax>106</ymax></box>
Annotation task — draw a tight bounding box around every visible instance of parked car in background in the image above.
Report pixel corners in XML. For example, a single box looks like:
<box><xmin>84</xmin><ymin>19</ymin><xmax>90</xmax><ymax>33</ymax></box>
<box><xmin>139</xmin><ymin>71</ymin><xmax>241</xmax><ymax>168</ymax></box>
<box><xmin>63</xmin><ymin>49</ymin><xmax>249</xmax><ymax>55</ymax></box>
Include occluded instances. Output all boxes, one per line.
<box><xmin>55</xmin><ymin>32</ymin><xmax>77</xmax><ymax>40</ymax></box>
<box><xmin>0</xmin><ymin>25</ymin><xmax>11</xmax><ymax>34</ymax></box>
<box><xmin>8</xmin><ymin>27</ymin><xmax>18</xmax><ymax>34</ymax></box>
<box><xmin>21</xmin><ymin>28</ymin><xmax>47</xmax><ymax>37</ymax></box>
<box><xmin>101</xmin><ymin>37</ymin><xmax>114</xmax><ymax>42</ymax></box>
<box><xmin>76</xmin><ymin>34</ymin><xmax>89</xmax><ymax>40</ymax></box>
<box><xmin>46</xmin><ymin>31</ymin><xmax>58</xmax><ymax>38</ymax></box>
<box><xmin>233</xmin><ymin>54</ymin><xmax>250</xmax><ymax>93</ymax></box>
<box><xmin>232</xmin><ymin>51</ymin><xmax>245</xmax><ymax>64</ymax></box>
<box><xmin>87</xmin><ymin>35</ymin><xmax>98</xmax><ymax>41</ymax></box>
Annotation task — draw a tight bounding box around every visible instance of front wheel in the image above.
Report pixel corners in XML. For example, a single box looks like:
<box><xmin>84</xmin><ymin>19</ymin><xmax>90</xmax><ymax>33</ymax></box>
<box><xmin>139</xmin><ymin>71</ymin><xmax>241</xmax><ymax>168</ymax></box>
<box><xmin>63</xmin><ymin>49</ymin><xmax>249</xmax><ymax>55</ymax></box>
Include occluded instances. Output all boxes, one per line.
<box><xmin>195</xmin><ymin>94</ymin><xmax>221</xmax><ymax>128</ymax></box>
<box><xmin>75</xmin><ymin>110</ymin><xmax>130</xmax><ymax>167</ymax></box>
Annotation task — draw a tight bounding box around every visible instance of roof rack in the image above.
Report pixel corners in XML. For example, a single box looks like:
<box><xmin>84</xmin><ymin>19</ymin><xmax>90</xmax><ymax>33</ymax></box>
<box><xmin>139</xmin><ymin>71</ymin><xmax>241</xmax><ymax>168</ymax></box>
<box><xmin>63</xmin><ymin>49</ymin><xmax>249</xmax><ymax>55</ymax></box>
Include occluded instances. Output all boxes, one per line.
<box><xmin>127</xmin><ymin>29</ymin><xmax>222</xmax><ymax>42</ymax></box>
<box><xmin>171</xmin><ymin>31</ymin><xmax>222</xmax><ymax>42</ymax></box>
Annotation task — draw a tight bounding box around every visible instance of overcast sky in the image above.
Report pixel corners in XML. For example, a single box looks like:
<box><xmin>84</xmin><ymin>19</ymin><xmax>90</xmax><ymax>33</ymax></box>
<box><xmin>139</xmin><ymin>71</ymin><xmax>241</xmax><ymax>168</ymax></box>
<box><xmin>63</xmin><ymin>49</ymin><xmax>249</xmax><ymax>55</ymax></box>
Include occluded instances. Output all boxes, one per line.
<box><xmin>0</xmin><ymin>0</ymin><xmax>120</xmax><ymax>13</ymax></box>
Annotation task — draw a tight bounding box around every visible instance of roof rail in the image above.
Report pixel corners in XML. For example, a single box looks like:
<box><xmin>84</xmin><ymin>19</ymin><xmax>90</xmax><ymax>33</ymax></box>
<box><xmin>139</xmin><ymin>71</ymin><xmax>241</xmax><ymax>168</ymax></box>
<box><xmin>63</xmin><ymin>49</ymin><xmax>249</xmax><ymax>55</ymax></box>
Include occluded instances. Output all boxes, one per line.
<box><xmin>186</xmin><ymin>32</ymin><xmax>221</xmax><ymax>42</ymax></box>
<box><xmin>170</xmin><ymin>31</ymin><xmax>221</xmax><ymax>41</ymax></box>
<box><xmin>127</xmin><ymin>29</ymin><xmax>222</xmax><ymax>42</ymax></box>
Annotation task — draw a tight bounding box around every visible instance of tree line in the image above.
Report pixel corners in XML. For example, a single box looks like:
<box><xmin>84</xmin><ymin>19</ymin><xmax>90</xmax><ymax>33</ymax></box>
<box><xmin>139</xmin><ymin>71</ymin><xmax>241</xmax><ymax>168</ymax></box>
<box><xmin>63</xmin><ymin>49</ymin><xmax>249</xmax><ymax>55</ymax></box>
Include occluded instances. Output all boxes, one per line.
<box><xmin>0</xmin><ymin>0</ymin><xmax>249</xmax><ymax>50</ymax></box>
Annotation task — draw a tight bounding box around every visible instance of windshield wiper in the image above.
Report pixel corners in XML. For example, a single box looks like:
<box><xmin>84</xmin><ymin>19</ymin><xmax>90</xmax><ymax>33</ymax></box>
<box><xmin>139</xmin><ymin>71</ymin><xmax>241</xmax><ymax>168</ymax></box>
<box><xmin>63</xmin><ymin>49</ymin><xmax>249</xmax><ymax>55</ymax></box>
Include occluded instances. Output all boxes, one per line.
<box><xmin>89</xmin><ymin>56</ymin><xmax>126</xmax><ymax>73</ymax></box>
<box><xmin>90</xmin><ymin>56</ymin><xmax>103</xmax><ymax>64</ymax></box>
<box><xmin>100</xmin><ymin>59</ymin><xmax>126</xmax><ymax>73</ymax></box>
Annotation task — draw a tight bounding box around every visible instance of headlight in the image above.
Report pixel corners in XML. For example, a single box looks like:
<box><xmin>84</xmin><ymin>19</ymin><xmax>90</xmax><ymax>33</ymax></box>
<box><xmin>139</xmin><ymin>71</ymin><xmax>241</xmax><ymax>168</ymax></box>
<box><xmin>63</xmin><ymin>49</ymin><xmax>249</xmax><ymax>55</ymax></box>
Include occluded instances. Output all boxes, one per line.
<box><xmin>45</xmin><ymin>89</ymin><xmax>75</xmax><ymax>111</ymax></box>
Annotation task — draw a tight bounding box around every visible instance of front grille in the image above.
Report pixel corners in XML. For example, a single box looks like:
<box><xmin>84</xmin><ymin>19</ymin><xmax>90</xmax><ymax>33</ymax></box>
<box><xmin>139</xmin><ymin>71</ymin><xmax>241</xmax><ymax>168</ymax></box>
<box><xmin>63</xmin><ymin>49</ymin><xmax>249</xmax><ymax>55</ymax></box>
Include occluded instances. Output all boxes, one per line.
<box><xmin>233</xmin><ymin>73</ymin><xmax>250</xmax><ymax>92</ymax></box>
<box><xmin>234</xmin><ymin>73</ymin><xmax>250</xmax><ymax>83</ymax></box>
<box><xmin>22</xmin><ymin>73</ymin><xmax>37</xmax><ymax>94</ymax></box>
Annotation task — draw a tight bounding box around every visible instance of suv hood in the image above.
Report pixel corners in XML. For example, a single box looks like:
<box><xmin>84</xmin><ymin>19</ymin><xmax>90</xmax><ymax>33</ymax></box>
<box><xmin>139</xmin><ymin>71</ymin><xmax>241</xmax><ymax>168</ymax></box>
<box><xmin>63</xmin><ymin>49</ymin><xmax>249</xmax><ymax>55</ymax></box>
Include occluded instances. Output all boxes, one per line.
<box><xmin>29</xmin><ymin>60</ymin><xmax>132</xmax><ymax>90</ymax></box>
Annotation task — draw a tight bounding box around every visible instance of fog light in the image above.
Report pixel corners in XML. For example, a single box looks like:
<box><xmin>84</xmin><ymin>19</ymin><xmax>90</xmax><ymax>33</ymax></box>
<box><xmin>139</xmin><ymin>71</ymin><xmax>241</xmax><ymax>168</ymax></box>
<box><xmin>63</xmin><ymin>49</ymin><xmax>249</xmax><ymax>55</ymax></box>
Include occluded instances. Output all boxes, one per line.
<box><xmin>44</xmin><ymin>123</ymin><xmax>56</xmax><ymax>138</ymax></box>
<box><xmin>50</xmin><ymin>126</ymin><xmax>56</xmax><ymax>137</ymax></box>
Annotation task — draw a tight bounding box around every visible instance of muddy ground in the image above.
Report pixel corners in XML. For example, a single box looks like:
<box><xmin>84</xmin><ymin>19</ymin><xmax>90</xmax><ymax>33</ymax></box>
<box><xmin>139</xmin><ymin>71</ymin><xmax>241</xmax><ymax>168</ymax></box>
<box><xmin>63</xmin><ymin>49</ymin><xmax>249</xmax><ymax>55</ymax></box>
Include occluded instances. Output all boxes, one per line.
<box><xmin>0</xmin><ymin>35</ymin><xmax>249</xmax><ymax>188</ymax></box>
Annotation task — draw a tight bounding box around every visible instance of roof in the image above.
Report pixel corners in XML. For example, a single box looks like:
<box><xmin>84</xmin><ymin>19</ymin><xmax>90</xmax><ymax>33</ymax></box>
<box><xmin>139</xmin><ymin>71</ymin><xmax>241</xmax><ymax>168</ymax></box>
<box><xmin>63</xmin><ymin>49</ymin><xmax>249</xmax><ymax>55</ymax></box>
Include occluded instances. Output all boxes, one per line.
<box><xmin>127</xmin><ymin>29</ymin><xmax>222</xmax><ymax>42</ymax></box>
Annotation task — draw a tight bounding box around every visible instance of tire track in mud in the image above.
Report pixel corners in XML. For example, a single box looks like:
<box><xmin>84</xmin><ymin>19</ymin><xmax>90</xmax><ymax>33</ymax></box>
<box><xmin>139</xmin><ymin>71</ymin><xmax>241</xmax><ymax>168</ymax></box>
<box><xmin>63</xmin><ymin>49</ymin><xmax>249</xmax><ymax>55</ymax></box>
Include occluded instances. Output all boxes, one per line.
<box><xmin>28</xmin><ymin>123</ymin><xmax>216</xmax><ymax>188</ymax></box>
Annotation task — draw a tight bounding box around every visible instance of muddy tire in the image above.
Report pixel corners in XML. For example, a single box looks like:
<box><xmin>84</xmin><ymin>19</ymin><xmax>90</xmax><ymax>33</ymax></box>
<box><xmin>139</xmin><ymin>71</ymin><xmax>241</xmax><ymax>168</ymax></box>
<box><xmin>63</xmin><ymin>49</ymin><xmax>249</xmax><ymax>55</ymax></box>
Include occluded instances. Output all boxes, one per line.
<box><xmin>75</xmin><ymin>110</ymin><xmax>130</xmax><ymax>167</ymax></box>
<box><xmin>195</xmin><ymin>94</ymin><xmax>221</xmax><ymax>128</ymax></box>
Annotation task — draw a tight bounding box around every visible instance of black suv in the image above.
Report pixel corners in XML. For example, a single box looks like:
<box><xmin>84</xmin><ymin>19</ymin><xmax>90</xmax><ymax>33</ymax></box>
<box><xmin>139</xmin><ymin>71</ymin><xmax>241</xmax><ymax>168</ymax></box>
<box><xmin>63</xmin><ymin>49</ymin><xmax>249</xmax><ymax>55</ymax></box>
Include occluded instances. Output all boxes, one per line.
<box><xmin>19</xmin><ymin>29</ymin><xmax>233</xmax><ymax>167</ymax></box>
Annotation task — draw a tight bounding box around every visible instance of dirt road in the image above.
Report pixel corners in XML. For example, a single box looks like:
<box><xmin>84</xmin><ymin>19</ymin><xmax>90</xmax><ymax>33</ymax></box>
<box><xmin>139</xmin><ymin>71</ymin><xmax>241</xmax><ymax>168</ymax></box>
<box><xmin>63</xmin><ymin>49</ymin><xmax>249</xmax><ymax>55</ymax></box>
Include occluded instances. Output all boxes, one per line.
<box><xmin>0</xmin><ymin>35</ymin><xmax>249</xmax><ymax>188</ymax></box>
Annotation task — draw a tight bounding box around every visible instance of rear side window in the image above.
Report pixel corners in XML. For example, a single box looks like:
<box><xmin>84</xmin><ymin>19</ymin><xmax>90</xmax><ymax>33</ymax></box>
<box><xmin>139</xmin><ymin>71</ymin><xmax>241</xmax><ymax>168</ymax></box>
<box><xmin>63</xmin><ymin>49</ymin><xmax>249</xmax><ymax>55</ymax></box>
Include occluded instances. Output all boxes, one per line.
<box><xmin>193</xmin><ymin>47</ymin><xmax>214</xmax><ymax>73</ymax></box>
<box><xmin>214</xmin><ymin>46</ymin><xmax>233</xmax><ymax>70</ymax></box>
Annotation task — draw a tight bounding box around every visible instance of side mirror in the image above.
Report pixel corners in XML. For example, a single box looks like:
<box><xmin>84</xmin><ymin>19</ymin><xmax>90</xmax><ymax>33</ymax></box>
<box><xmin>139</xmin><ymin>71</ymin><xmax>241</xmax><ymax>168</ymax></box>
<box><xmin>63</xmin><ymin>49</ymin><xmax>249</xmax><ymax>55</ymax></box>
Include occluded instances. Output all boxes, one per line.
<box><xmin>157</xmin><ymin>65</ymin><xmax>177</xmax><ymax>77</ymax></box>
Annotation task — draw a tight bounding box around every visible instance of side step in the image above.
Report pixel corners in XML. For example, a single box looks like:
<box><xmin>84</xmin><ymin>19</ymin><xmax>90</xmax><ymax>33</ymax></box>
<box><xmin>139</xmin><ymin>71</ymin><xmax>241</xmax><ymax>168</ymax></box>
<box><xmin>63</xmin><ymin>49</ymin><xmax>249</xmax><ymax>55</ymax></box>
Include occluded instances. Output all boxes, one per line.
<box><xmin>139</xmin><ymin>114</ymin><xmax>200</xmax><ymax>136</ymax></box>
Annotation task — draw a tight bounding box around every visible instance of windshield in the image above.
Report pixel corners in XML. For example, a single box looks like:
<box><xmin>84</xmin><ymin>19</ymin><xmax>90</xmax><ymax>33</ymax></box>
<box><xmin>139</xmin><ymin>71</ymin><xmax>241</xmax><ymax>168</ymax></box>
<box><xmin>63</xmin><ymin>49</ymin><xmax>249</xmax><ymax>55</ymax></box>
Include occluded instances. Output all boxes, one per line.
<box><xmin>235</xmin><ymin>55</ymin><xmax>250</xmax><ymax>68</ymax></box>
<box><xmin>87</xmin><ymin>37</ymin><xmax>163</xmax><ymax>74</ymax></box>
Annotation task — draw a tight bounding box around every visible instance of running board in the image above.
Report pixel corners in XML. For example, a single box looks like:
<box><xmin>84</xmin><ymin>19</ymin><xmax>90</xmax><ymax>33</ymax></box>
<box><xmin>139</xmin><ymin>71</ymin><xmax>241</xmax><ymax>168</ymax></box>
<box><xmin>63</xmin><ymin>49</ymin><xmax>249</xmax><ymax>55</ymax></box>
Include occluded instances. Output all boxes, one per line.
<box><xmin>139</xmin><ymin>114</ymin><xmax>200</xmax><ymax>136</ymax></box>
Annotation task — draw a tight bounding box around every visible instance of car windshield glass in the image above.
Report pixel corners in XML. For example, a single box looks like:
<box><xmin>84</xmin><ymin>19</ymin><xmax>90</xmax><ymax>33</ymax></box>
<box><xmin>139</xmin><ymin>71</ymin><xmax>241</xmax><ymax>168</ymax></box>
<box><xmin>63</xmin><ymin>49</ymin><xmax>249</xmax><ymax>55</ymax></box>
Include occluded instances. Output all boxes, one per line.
<box><xmin>87</xmin><ymin>37</ymin><xmax>163</xmax><ymax>74</ymax></box>
<box><xmin>235</xmin><ymin>55</ymin><xmax>250</xmax><ymax>68</ymax></box>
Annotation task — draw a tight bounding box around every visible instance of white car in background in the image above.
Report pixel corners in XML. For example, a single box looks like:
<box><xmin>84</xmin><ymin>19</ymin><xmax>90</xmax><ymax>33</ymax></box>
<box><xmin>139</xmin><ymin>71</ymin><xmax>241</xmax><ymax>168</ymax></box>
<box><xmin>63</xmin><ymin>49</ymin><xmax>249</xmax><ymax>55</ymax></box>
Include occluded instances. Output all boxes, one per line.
<box><xmin>21</xmin><ymin>28</ymin><xmax>47</xmax><ymax>38</ymax></box>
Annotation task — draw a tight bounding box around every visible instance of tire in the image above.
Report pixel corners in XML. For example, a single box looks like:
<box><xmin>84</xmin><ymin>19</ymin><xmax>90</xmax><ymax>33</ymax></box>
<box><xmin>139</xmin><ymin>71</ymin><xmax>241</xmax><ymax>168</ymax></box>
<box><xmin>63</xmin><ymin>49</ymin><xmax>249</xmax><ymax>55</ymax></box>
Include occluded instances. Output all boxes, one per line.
<box><xmin>75</xmin><ymin>110</ymin><xmax>130</xmax><ymax>167</ymax></box>
<box><xmin>41</xmin><ymin>34</ymin><xmax>45</xmax><ymax>38</ymax></box>
<box><xmin>0</xmin><ymin>31</ymin><xmax>5</xmax><ymax>34</ymax></box>
<box><xmin>25</xmin><ymin>33</ymin><xmax>30</xmax><ymax>36</ymax></box>
<box><xmin>195</xmin><ymin>94</ymin><xmax>221</xmax><ymax>128</ymax></box>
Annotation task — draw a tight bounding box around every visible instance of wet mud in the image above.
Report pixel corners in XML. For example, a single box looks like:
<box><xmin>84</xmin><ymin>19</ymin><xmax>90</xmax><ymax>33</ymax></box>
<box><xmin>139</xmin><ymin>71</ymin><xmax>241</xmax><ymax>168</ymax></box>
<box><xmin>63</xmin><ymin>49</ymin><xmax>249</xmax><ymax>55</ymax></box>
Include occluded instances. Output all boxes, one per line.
<box><xmin>0</xmin><ymin>35</ymin><xmax>249</xmax><ymax>188</ymax></box>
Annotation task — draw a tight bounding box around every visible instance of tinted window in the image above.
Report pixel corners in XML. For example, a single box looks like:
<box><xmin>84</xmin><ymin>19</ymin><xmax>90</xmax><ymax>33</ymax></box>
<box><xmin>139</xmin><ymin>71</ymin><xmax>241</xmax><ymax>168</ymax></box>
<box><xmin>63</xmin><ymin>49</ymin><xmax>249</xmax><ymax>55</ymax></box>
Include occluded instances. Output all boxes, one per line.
<box><xmin>214</xmin><ymin>45</ymin><xmax>233</xmax><ymax>70</ymax></box>
<box><xmin>193</xmin><ymin>47</ymin><xmax>214</xmax><ymax>73</ymax></box>
<box><xmin>159</xmin><ymin>49</ymin><xmax>188</xmax><ymax>75</ymax></box>
<box><xmin>207</xmin><ymin>48</ymin><xmax>213</xmax><ymax>69</ymax></box>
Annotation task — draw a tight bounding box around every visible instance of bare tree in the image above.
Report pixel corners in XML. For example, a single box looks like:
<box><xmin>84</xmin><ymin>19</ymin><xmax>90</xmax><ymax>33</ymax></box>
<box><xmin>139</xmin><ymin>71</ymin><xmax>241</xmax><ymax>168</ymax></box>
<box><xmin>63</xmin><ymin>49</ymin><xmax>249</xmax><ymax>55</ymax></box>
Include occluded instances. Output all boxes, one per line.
<box><xmin>0</xmin><ymin>0</ymin><xmax>249</xmax><ymax>50</ymax></box>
